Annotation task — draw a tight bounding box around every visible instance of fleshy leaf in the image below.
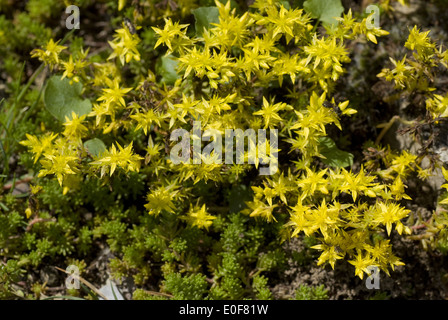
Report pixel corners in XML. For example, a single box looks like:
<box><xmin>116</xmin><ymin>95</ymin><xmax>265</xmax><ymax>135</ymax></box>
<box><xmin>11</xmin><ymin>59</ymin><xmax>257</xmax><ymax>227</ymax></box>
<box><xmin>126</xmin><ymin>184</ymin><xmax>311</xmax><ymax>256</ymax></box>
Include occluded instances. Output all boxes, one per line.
<box><xmin>44</xmin><ymin>76</ymin><xmax>92</xmax><ymax>122</ymax></box>
<box><xmin>156</xmin><ymin>54</ymin><xmax>179</xmax><ymax>85</ymax></box>
<box><xmin>318</xmin><ymin>136</ymin><xmax>353</xmax><ymax>168</ymax></box>
<box><xmin>192</xmin><ymin>7</ymin><xmax>220</xmax><ymax>36</ymax></box>
<box><xmin>303</xmin><ymin>0</ymin><xmax>344</xmax><ymax>25</ymax></box>
<box><xmin>84</xmin><ymin>138</ymin><xmax>107</xmax><ymax>158</ymax></box>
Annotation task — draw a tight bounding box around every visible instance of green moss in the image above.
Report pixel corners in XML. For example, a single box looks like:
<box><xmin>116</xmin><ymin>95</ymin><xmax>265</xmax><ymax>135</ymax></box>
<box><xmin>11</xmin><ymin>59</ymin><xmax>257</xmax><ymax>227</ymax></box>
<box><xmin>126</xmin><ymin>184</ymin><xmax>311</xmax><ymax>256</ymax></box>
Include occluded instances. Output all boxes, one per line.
<box><xmin>294</xmin><ymin>284</ymin><xmax>328</xmax><ymax>300</ymax></box>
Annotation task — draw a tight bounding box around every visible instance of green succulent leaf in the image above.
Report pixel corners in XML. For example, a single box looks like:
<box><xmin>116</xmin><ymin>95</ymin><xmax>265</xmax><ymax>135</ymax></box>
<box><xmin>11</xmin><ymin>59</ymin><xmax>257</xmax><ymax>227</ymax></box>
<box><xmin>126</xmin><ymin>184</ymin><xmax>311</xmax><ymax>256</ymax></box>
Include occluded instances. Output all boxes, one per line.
<box><xmin>318</xmin><ymin>136</ymin><xmax>353</xmax><ymax>168</ymax></box>
<box><xmin>84</xmin><ymin>138</ymin><xmax>107</xmax><ymax>158</ymax></box>
<box><xmin>156</xmin><ymin>54</ymin><xmax>179</xmax><ymax>85</ymax></box>
<box><xmin>43</xmin><ymin>76</ymin><xmax>92</xmax><ymax>122</ymax></box>
<box><xmin>192</xmin><ymin>7</ymin><xmax>220</xmax><ymax>36</ymax></box>
<box><xmin>303</xmin><ymin>0</ymin><xmax>344</xmax><ymax>25</ymax></box>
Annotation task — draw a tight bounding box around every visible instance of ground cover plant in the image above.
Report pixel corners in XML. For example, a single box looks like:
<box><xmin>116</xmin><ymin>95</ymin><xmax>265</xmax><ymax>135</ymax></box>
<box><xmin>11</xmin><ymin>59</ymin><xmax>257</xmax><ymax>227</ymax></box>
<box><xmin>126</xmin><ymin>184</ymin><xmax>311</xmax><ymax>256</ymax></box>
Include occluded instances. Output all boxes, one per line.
<box><xmin>1</xmin><ymin>0</ymin><xmax>448</xmax><ymax>300</ymax></box>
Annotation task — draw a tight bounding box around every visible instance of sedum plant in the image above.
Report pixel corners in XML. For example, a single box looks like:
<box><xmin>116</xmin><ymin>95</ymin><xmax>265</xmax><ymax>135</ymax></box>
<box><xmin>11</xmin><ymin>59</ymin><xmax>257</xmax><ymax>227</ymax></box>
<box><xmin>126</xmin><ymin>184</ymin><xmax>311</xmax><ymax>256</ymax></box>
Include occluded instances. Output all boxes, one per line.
<box><xmin>21</xmin><ymin>0</ymin><xmax>405</xmax><ymax>281</ymax></box>
<box><xmin>3</xmin><ymin>0</ymin><xmax>447</xmax><ymax>300</ymax></box>
<box><xmin>376</xmin><ymin>24</ymin><xmax>448</xmax><ymax>252</ymax></box>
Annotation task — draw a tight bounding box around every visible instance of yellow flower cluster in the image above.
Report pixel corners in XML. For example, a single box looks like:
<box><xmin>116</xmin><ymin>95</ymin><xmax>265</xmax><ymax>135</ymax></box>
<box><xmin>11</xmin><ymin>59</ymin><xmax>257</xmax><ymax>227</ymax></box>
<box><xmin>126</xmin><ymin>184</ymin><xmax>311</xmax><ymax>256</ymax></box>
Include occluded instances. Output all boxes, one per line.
<box><xmin>23</xmin><ymin>1</ymin><xmax>413</xmax><ymax>279</ymax></box>
<box><xmin>378</xmin><ymin>26</ymin><xmax>448</xmax><ymax>119</ymax></box>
